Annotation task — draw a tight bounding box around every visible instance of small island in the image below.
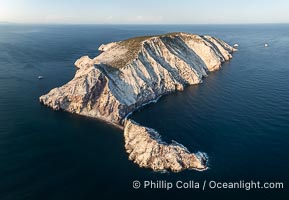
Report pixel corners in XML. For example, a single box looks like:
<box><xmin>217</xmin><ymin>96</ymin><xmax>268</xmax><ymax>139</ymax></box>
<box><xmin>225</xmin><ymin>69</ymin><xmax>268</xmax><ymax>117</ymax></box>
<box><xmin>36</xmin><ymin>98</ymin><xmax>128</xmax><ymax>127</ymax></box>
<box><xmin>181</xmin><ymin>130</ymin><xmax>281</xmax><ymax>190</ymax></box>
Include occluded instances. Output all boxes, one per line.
<box><xmin>40</xmin><ymin>32</ymin><xmax>235</xmax><ymax>172</ymax></box>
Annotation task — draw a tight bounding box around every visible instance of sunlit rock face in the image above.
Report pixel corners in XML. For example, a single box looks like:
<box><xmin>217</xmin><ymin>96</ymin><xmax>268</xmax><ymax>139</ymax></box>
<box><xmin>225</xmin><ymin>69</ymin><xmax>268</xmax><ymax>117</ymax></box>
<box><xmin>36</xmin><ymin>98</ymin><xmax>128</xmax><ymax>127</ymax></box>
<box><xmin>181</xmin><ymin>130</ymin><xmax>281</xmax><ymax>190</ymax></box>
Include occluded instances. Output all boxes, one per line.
<box><xmin>124</xmin><ymin>119</ymin><xmax>208</xmax><ymax>172</ymax></box>
<box><xmin>40</xmin><ymin>32</ymin><xmax>235</xmax><ymax>125</ymax></box>
<box><xmin>40</xmin><ymin>32</ymin><xmax>235</xmax><ymax>172</ymax></box>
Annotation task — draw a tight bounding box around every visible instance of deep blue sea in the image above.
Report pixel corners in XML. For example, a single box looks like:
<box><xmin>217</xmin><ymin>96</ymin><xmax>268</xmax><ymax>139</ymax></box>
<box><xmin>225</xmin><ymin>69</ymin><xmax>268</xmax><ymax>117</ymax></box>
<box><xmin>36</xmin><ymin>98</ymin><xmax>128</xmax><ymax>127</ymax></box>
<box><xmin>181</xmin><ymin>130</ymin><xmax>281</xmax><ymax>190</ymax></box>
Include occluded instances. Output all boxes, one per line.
<box><xmin>0</xmin><ymin>24</ymin><xmax>288</xmax><ymax>200</ymax></box>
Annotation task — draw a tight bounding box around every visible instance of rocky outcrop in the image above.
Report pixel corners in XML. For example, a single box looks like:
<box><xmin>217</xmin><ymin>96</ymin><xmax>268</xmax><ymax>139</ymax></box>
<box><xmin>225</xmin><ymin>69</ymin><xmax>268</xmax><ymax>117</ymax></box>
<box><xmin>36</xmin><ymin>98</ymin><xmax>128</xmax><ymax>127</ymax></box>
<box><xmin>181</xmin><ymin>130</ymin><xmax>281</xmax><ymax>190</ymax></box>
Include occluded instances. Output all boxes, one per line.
<box><xmin>124</xmin><ymin>119</ymin><xmax>208</xmax><ymax>172</ymax></box>
<box><xmin>40</xmin><ymin>32</ymin><xmax>235</xmax><ymax>125</ymax></box>
<box><xmin>39</xmin><ymin>32</ymin><xmax>235</xmax><ymax>172</ymax></box>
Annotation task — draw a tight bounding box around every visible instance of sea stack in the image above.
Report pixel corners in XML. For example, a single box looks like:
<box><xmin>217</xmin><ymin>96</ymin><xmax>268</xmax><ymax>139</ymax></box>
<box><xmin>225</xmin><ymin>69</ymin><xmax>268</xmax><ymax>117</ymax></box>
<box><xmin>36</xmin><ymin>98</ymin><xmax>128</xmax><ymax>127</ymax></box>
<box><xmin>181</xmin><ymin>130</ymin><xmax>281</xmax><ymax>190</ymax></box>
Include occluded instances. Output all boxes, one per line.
<box><xmin>40</xmin><ymin>32</ymin><xmax>235</xmax><ymax>172</ymax></box>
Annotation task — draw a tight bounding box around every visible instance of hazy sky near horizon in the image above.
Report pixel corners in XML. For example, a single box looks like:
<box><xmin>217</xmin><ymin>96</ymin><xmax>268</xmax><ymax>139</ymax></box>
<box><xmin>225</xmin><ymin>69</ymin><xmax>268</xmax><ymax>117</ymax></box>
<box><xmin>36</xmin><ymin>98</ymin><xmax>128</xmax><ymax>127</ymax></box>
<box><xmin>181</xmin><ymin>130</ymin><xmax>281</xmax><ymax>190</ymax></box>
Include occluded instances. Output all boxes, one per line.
<box><xmin>1</xmin><ymin>0</ymin><xmax>289</xmax><ymax>24</ymax></box>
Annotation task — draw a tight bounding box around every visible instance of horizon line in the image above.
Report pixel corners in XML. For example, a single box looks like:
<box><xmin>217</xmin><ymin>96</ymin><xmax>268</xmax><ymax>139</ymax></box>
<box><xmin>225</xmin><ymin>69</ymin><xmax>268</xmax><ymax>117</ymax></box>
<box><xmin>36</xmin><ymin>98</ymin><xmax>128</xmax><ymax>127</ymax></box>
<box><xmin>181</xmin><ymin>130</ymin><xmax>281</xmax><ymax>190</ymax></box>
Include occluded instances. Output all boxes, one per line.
<box><xmin>1</xmin><ymin>21</ymin><xmax>289</xmax><ymax>26</ymax></box>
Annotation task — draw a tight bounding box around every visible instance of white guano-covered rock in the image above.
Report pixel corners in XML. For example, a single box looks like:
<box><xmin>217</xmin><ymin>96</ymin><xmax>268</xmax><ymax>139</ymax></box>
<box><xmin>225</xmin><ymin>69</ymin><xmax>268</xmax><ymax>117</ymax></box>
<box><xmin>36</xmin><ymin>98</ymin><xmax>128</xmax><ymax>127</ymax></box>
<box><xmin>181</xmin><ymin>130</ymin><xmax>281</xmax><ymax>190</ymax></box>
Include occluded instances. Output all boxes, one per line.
<box><xmin>40</xmin><ymin>32</ymin><xmax>235</xmax><ymax>125</ymax></box>
<box><xmin>39</xmin><ymin>32</ymin><xmax>235</xmax><ymax>172</ymax></box>
<box><xmin>124</xmin><ymin>119</ymin><xmax>208</xmax><ymax>172</ymax></box>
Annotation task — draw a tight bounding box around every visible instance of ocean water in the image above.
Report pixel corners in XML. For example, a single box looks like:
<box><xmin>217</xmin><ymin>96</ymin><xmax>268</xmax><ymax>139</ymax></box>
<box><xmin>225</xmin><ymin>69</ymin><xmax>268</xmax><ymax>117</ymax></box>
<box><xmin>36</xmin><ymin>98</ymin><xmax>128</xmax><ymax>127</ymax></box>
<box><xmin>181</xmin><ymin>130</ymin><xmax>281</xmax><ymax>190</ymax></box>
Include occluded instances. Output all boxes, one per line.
<box><xmin>0</xmin><ymin>24</ymin><xmax>288</xmax><ymax>199</ymax></box>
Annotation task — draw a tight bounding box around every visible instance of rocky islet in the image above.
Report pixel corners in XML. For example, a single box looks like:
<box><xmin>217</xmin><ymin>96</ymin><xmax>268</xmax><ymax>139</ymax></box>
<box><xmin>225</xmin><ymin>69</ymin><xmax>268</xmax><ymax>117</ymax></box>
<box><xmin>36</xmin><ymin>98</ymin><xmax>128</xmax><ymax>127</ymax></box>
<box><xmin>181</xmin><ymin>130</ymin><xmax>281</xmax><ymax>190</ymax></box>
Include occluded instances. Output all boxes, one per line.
<box><xmin>40</xmin><ymin>32</ymin><xmax>235</xmax><ymax>172</ymax></box>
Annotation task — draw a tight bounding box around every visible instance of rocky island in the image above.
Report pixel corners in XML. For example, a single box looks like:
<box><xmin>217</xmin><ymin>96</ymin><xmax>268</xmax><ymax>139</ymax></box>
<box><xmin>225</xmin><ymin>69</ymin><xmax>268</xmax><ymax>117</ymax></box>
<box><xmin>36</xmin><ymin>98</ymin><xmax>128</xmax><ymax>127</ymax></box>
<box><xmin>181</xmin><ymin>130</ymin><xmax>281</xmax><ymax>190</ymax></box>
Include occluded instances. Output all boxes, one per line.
<box><xmin>40</xmin><ymin>32</ymin><xmax>235</xmax><ymax>172</ymax></box>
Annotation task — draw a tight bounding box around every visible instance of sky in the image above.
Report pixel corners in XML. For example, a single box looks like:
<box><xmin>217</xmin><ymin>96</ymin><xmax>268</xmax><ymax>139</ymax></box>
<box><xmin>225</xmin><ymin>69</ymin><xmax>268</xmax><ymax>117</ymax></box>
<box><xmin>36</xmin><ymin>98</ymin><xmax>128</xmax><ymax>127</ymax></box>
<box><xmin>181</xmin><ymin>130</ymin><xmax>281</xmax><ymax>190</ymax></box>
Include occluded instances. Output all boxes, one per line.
<box><xmin>1</xmin><ymin>0</ymin><xmax>289</xmax><ymax>24</ymax></box>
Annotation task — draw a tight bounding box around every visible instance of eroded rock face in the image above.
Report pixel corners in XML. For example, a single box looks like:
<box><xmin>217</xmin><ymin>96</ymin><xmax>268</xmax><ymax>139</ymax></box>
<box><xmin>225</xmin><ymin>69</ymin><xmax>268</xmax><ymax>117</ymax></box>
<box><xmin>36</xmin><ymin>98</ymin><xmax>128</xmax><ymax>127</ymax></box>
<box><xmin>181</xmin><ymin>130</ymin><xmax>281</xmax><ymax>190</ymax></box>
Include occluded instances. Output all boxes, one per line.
<box><xmin>40</xmin><ymin>32</ymin><xmax>235</xmax><ymax>172</ymax></box>
<box><xmin>124</xmin><ymin>120</ymin><xmax>208</xmax><ymax>172</ymax></box>
<box><xmin>39</xmin><ymin>32</ymin><xmax>235</xmax><ymax>125</ymax></box>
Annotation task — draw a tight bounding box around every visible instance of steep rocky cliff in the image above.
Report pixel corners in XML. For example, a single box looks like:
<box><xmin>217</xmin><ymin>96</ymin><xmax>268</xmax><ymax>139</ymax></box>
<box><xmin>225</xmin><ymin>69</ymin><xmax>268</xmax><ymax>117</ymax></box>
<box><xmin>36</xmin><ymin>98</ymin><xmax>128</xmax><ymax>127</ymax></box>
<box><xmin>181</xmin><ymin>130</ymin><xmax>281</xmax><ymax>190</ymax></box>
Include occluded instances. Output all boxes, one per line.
<box><xmin>39</xmin><ymin>32</ymin><xmax>235</xmax><ymax>172</ymax></box>
<box><xmin>40</xmin><ymin>32</ymin><xmax>235</xmax><ymax>125</ymax></box>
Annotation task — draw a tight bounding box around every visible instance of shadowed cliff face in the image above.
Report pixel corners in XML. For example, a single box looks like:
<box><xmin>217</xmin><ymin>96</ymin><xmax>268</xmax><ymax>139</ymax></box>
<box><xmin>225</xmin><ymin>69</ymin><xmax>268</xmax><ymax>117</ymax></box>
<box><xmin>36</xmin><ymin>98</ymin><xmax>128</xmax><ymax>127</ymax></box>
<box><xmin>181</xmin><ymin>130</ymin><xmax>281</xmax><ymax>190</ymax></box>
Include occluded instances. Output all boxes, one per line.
<box><xmin>39</xmin><ymin>32</ymin><xmax>235</xmax><ymax>125</ymax></box>
<box><xmin>39</xmin><ymin>32</ymin><xmax>235</xmax><ymax>172</ymax></box>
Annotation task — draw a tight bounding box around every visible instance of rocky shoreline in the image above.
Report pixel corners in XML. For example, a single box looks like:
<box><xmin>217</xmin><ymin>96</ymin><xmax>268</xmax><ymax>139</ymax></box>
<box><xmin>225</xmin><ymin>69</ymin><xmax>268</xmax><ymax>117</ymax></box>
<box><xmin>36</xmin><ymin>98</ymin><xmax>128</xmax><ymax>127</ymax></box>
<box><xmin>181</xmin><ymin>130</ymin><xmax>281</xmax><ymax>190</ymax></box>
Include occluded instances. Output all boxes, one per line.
<box><xmin>40</xmin><ymin>32</ymin><xmax>235</xmax><ymax>172</ymax></box>
<box><xmin>124</xmin><ymin>120</ymin><xmax>208</xmax><ymax>172</ymax></box>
